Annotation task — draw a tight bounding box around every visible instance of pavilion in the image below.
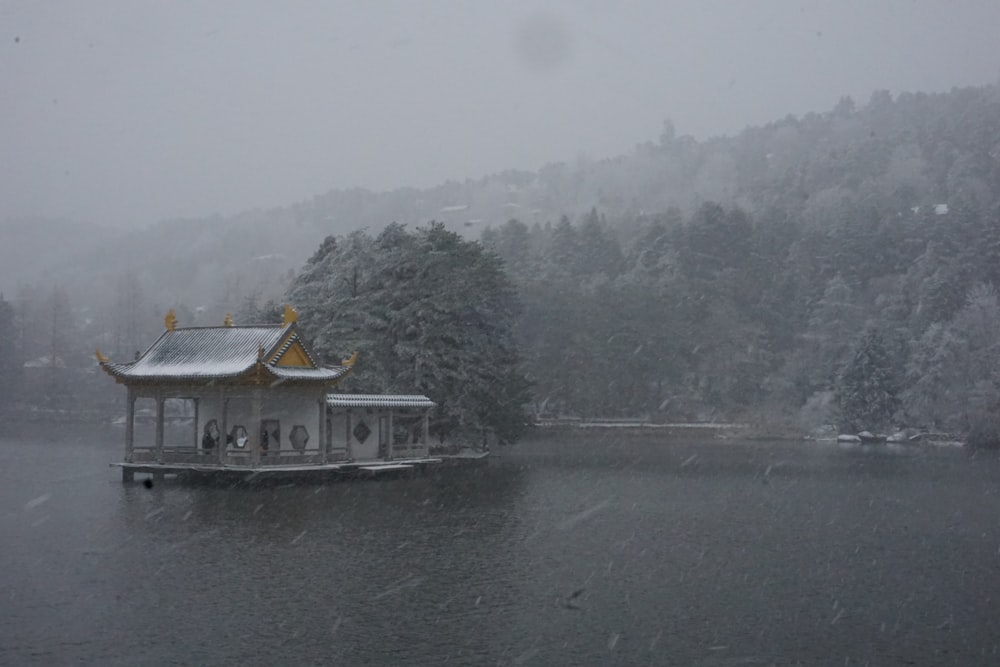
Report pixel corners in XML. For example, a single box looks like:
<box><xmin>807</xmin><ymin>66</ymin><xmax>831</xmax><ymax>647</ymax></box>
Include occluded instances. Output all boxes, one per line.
<box><xmin>98</xmin><ymin>305</ymin><xmax>438</xmax><ymax>481</ymax></box>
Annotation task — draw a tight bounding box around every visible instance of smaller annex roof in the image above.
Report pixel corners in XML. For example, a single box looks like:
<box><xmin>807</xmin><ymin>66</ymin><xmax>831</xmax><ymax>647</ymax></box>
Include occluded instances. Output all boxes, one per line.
<box><xmin>327</xmin><ymin>394</ymin><xmax>435</xmax><ymax>409</ymax></box>
<box><xmin>100</xmin><ymin>317</ymin><xmax>352</xmax><ymax>385</ymax></box>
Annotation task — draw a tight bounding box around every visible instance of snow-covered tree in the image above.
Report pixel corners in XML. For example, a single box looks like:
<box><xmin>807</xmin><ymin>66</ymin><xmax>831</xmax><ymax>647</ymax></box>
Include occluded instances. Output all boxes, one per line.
<box><xmin>902</xmin><ymin>322</ymin><xmax>960</xmax><ymax>429</ymax></box>
<box><xmin>0</xmin><ymin>293</ymin><xmax>21</xmax><ymax>407</ymax></box>
<box><xmin>836</xmin><ymin>327</ymin><xmax>900</xmax><ymax>432</ymax></box>
<box><xmin>903</xmin><ymin>283</ymin><xmax>1000</xmax><ymax>440</ymax></box>
<box><xmin>289</xmin><ymin>222</ymin><xmax>531</xmax><ymax>445</ymax></box>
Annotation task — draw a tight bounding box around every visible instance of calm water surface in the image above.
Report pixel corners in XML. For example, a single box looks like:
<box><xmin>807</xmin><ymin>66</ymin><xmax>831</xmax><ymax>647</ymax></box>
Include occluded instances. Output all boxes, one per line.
<box><xmin>2</xmin><ymin>424</ymin><xmax>1000</xmax><ymax>666</ymax></box>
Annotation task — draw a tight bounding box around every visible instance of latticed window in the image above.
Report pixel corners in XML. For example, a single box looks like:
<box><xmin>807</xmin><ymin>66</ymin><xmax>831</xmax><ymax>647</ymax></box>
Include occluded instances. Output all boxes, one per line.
<box><xmin>352</xmin><ymin>420</ymin><xmax>371</xmax><ymax>444</ymax></box>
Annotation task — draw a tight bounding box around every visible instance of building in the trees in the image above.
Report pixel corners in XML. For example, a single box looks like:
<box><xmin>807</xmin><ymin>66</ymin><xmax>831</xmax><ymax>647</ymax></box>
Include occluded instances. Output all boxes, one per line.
<box><xmin>98</xmin><ymin>305</ymin><xmax>435</xmax><ymax>481</ymax></box>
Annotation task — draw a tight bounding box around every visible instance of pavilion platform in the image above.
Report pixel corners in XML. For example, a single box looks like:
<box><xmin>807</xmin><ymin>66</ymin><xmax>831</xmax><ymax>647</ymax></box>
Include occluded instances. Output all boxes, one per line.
<box><xmin>112</xmin><ymin>456</ymin><xmax>444</xmax><ymax>482</ymax></box>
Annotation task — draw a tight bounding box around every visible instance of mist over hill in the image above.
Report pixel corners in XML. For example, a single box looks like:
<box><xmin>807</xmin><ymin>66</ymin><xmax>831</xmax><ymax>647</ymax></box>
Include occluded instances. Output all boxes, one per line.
<box><xmin>7</xmin><ymin>84</ymin><xmax>997</xmax><ymax>304</ymax></box>
<box><xmin>3</xmin><ymin>83</ymin><xmax>999</xmax><ymax>437</ymax></box>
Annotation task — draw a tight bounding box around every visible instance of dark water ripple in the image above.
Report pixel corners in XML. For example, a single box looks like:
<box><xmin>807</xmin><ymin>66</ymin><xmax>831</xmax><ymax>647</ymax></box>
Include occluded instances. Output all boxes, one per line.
<box><xmin>2</xmin><ymin>426</ymin><xmax>1000</xmax><ymax>665</ymax></box>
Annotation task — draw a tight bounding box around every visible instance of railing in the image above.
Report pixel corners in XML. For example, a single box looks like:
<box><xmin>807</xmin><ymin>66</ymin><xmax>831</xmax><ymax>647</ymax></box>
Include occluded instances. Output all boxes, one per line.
<box><xmin>130</xmin><ymin>447</ymin><xmax>327</xmax><ymax>466</ymax></box>
<box><xmin>128</xmin><ymin>446</ymin><xmax>419</xmax><ymax>466</ymax></box>
<box><xmin>222</xmin><ymin>450</ymin><xmax>251</xmax><ymax>465</ymax></box>
<box><xmin>130</xmin><ymin>448</ymin><xmax>219</xmax><ymax>464</ymax></box>
<box><xmin>390</xmin><ymin>443</ymin><xmax>429</xmax><ymax>459</ymax></box>
<box><xmin>328</xmin><ymin>447</ymin><xmax>350</xmax><ymax>462</ymax></box>
<box><xmin>259</xmin><ymin>450</ymin><xmax>325</xmax><ymax>466</ymax></box>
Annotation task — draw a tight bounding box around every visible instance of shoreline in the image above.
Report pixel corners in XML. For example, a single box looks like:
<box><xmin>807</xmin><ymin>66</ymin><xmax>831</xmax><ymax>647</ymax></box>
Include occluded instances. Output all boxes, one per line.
<box><xmin>528</xmin><ymin>420</ymin><xmax>966</xmax><ymax>447</ymax></box>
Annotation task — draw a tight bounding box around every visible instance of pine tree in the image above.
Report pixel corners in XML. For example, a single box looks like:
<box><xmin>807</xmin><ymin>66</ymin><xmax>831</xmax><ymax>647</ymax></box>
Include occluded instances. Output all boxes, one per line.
<box><xmin>289</xmin><ymin>223</ymin><xmax>531</xmax><ymax>445</ymax></box>
<box><xmin>836</xmin><ymin>327</ymin><xmax>900</xmax><ymax>432</ymax></box>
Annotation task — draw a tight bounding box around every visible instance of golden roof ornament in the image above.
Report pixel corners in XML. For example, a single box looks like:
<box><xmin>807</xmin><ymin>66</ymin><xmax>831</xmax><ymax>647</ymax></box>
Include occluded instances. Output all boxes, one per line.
<box><xmin>223</xmin><ymin>313</ymin><xmax>233</xmax><ymax>327</ymax></box>
<box><xmin>282</xmin><ymin>303</ymin><xmax>298</xmax><ymax>326</ymax></box>
<box><xmin>95</xmin><ymin>348</ymin><xmax>109</xmax><ymax>363</ymax></box>
<box><xmin>342</xmin><ymin>351</ymin><xmax>358</xmax><ymax>367</ymax></box>
<box><xmin>164</xmin><ymin>309</ymin><xmax>177</xmax><ymax>331</ymax></box>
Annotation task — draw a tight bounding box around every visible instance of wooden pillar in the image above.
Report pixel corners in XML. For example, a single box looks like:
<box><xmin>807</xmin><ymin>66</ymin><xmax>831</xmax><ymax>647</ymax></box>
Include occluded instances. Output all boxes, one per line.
<box><xmin>193</xmin><ymin>397</ymin><xmax>200</xmax><ymax>449</ymax></box>
<box><xmin>122</xmin><ymin>380</ymin><xmax>136</xmax><ymax>484</ymax></box>
<box><xmin>125</xmin><ymin>387</ymin><xmax>136</xmax><ymax>463</ymax></box>
<box><xmin>318</xmin><ymin>393</ymin><xmax>328</xmax><ymax>464</ymax></box>
<box><xmin>155</xmin><ymin>390</ymin><xmax>165</xmax><ymax>464</ymax></box>
<box><xmin>218</xmin><ymin>390</ymin><xmax>228</xmax><ymax>466</ymax></box>
<box><xmin>251</xmin><ymin>387</ymin><xmax>262</xmax><ymax>467</ymax></box>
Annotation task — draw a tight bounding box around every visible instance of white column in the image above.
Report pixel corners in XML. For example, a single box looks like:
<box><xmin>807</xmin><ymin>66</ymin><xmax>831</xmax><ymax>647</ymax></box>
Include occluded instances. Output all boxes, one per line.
<box><xmin>218</xmin><ymin>390</ymin><xmax>228</xmax><ymax>465</ymax></box>
<box><xmin>387</xmin><ymin>410</ymin><xmax>394</xmax><ymax>460</ymax></box>
<box><xmin>125</xmin><ymin>387</ymin><xmax>135</xmax><ymax>463</ymax></box>
<box><xmin>318</xmin><ymin>393</ymin><xmax>327</xmax><ymax>464</ymax></box>
<box><xmin>155</xmin><ymin>391</ymin><xmax>164</xmax><ymax>464</ymax></box>
<box><xmin>346</xmin><ymin>410</ymin><xmax>353</xmax><ymax>461</ymax></box>
<box><xmin>251</xmin><ymin>388</ymin><xmax>262</xmax><ymax>467</ymax></box>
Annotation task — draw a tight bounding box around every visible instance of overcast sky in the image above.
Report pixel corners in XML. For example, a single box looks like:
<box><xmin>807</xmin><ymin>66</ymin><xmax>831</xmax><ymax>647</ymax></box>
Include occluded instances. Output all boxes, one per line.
<box><xmin>3</xmin><ymin>0</ymin><xmax>999</xmax><ymax>228</ymax></box>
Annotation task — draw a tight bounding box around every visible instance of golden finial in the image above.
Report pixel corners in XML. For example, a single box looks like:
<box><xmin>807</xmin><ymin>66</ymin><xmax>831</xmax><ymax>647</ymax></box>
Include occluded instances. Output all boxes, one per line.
<box><xmin>342</xmin><ymin>351</ymin><xmax>358</xmax><ymax>367</ymax></box>
<box><xmin>95</xmin><ymin>348</ymin><xmax>109</xmax><ymax>363</ymax></box>
<box><xmin>164</xmin><ymin>309</ymin><xmax>177</xmax><ymax>331</ymax></box>
<box><xmin>223</xmin><ymin>313</ymin><xmax>233</xmax><ymax>327</ymax></box>
<box><xmin>282</xmin><ymin>303</ymin><xmax>298</xmax><ymax>326</ymax></box>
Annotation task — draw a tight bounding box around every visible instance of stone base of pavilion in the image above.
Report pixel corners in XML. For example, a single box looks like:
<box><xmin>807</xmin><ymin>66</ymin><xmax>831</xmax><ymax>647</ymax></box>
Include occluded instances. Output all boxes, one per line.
<box><xmin>112</xmin><ymin>456</ymin><xmax>446</xmax><ymax>483</ymax></box>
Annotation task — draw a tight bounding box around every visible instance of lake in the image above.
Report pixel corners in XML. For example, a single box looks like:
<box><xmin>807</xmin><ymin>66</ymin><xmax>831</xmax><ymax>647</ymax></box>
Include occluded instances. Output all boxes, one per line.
<box><xmin>2</xmin><ymin>424</ymin><xmax>999</xmax><ymax>665</ymax></box>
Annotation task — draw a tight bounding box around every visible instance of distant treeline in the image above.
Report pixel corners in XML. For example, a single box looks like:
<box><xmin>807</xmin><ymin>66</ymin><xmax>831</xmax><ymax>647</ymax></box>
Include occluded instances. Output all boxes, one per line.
<box><xmin>482</xmin><ymin>198</ymin><xmax>1000</xmax><ymax>442</ymax></box>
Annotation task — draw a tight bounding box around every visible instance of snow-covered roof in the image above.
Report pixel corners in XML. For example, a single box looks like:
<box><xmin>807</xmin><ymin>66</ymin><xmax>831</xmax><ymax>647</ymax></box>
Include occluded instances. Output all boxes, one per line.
<box><xmin>269</xmin><ymin>366</ymin><xmax>347</xmax><ymax>380</ymax></box>
<box><xmin>101</xmin><ymin>323</ymin><xmax>350</xmax><ymax>384</ymax></box>
<box><xmin>327</xmin><ymin>394</ymin><xmax>435</xmax><ymax>409</ymax></box>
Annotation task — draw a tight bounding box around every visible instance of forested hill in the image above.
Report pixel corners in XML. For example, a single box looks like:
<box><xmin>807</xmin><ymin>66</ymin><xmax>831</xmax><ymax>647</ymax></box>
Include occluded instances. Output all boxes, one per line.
<box><xmin>481</xmin><ymin>84</ymin><xmax>1000</xmax><ymax>439</ymax></box>
<box><xmin>3</xmin><ymin>84</ymin><xmax>1000</xmax><ymax>438</ymax></box>
<box><xmin>5</xmin><ymin>84</ymin><xmax>998</xmax><ymax>309</ymax></box>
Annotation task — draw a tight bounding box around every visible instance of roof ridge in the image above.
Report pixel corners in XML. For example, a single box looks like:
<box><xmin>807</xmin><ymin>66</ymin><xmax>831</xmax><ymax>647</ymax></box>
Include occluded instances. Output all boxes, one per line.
<box><xmin>171</xmin><ymin>324</ymin><xmax>284</xmax><ymax>331</ymax></box>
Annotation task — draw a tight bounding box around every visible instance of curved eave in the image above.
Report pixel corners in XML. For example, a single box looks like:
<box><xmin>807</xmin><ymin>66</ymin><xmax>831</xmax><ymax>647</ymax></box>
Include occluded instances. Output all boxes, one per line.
<box><xmin>263</xmin><ymin>364</ymin><xmax>352</xmax><ymax>383</ymax></box>
<box><xmin>100</xmin><ymin>361</ymin><xmax>254</xmax><ymax>382</ymax></box>
<box><xmin>100</xmin><ymin>360</ymin><xmax>352</xmax><ymax>385</ymax></box>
